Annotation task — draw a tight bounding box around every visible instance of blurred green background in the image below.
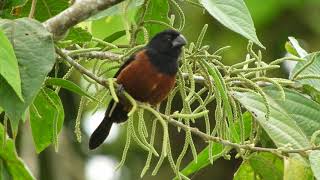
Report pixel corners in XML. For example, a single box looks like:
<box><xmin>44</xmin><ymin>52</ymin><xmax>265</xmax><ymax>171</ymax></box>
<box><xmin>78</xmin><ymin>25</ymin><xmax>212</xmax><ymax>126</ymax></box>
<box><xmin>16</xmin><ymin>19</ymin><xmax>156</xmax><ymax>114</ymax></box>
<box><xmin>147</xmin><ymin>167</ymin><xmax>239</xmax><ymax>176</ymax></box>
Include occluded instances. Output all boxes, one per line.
<box><xmin>16</xmin><ymin>0</ymin><xmax>320</xmax><ymax>180</ymax></box>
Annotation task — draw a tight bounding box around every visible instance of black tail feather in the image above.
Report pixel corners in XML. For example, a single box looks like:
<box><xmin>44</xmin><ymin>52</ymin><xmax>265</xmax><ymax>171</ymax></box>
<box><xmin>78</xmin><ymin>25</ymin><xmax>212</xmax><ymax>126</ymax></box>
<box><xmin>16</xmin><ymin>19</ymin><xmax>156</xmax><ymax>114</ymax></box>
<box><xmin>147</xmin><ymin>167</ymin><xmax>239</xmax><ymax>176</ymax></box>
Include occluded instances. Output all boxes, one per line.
<box><xmin>89</xmin><ymin>100</ymin><xmax>128</xmax><ymax>150</ymax></box>
<box><xmin>89</xmin><ymin>114</ymin><xmax>113</xmax><ymax>150</ymax></box>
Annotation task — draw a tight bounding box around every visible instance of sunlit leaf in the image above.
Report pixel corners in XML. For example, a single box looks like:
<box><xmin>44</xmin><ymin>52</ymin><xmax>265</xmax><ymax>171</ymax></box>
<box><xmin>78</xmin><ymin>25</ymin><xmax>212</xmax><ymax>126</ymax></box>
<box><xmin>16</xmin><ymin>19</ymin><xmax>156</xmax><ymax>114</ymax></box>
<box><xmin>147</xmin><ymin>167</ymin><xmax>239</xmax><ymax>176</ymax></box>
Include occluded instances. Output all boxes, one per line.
<box><xmin>284</xmin><ymin>157</ymin><xmax>313</xmax><ymax>180</ymax></box>
<box><xmin>288</xmin><ymin>37</ymin><xmax>308</xmax><ymax>58</ymax></box>
<box><xmin>200</xmin><ymin>0</ymin><xmax>264</xmax><ymax>48</ymax></box>
<box><xmin>30</xmin><ymin>88</ymin><xmax>64</xmax><ymax>153</ymax></box>
<box><xmin>136</xmin><ymin>0</ymin><xmax>169</xmax><ymax>43</ymax></box>
<box><xmin>234</xmin><ymin>152</ymin><xmax>283</xmax><ymax>180</ymax></box>
<box><xmin>89</xmin><ymin>0</ymin><xmax>144</xmax><ymax>20</ymax></box>
<box><xmin>45</xmin><ymin>78</ymin><xmax>96</xmax><ymax>101</ymax></box>
<box><xmin>0</xmin><ymin>29</ymin><xmax>23</xmax><ymax>101</ymax></box>
<box><xmin>234</xmin><ymin>87</ymin><xmax>312</xmax><ymax>149</ymax></box>
<box><xmin>309</xmin><ymin>150</ymin><xmax>320</xmax><ymax>179</ymax></box>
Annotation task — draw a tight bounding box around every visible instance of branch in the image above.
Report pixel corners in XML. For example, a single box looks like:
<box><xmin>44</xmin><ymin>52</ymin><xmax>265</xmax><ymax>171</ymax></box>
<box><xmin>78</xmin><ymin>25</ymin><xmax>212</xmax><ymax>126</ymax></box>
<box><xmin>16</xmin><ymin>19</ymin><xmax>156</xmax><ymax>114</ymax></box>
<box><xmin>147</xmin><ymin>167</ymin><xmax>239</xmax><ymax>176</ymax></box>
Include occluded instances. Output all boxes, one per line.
<box><xmin>56</xmin><ymin>47</ymin><xmax>320</xmax><ymax>157</ymax></box>
<box><xmin>60</xmin><ymin>51</ymin><xmax>301</xmax><ymax>88</ymax></box>
<box><xmin>160</xmin><ymin>113</ymin><xmax>320</xmax><ymax>156</ymax></box>
<box><xmin>43</xmin><ymin>0</ymin><xmax>125</xmax><ymax>38</ymax></box>
<box><xmin>63</xmin><ymin>49</ymin><xmax>121</xmax><ymax>61</ymax></box>
<box><xmin>55</xmin><ymin>47</ymin><xmax>107</xmax><ymax>86</ymax></box>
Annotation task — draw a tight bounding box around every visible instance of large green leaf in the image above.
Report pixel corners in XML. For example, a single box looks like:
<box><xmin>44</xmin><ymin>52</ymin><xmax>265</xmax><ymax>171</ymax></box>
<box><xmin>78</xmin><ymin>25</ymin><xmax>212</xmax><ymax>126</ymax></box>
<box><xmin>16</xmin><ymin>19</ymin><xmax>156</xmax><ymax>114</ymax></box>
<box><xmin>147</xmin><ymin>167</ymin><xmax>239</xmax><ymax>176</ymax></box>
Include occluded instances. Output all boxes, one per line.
<box><xmin>0</xmin><ymin>124</ymin><xmax>35</xmax><ymax>180</ymax></box>
<box><xmin>291</xmin><ymin>52</ymin><xmax>320</xmax><ymax>97</ymax></box>
<box><xmin>88</xmin><ymin>0</ymin><xmax>144</xmax><ymax>20</ymax></box>
<box><xmin>262</xmin><ymin>87</ymin><xmax>320</xmax><ymax>140</ymax></box>
<box><xmin>234</xmin><ymin>87</ymin><xmax>312</xmax><ymax>149</ymax></box>
<box><xmin>30</xmin><ymin>88</ymin><xmax>64</xmax><ymax>153</ymax></box>
<box><xmin>284</xmin><ymin>157</ymin><xmax>313</xmax><ymax>180</ymax></box>
<box><xmin>45</xmin><ymin>78</ymin><xmax>96</xmax><ymax>101</ymax></box>
<box><xmin>287</xmin><ymin>36</ymin><xmax>308</xmax><ymax>58</ymax></box>
<box><xmin>0</xmin><ymin>18</ymin><xmax>55</xmax><ymax>136</ymax></box>
<box><xmin>309</xmin><ymin>150</ymin><xmax>320</xmax><ymax>180</ymax></box>
<box><xmin>234</xmin><ymin>152</ymin><xmax>283</xmax><ymax>180</ymax></box>
<box><xmin>199</xmin><ymin>0</ymin><xmax>264</xmax><ymax>48</ymax></box>
<box><xmin>180</xmin><ymin>112</ymin><xmax>252</xmax><ymax>178</ymax></box>
<box><xmin>20</xmin><ymin>0</ymin><xmax>69</xmax><ymax>22</ymax></box>
<box><xmin>0</xmin><ymin>29</ymin><xmax>23</xmax><ymax>101</ymax></box>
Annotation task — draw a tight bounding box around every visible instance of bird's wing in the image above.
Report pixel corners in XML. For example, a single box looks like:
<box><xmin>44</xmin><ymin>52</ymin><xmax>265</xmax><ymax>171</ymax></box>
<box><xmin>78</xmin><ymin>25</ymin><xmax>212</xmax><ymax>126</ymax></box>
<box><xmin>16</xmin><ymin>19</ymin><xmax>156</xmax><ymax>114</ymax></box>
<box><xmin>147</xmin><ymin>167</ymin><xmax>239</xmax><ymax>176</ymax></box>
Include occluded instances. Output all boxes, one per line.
<box><xmin>114</xmin><ymin>52</ymin><xmax>139</xmax><ymax>77</ymax></box>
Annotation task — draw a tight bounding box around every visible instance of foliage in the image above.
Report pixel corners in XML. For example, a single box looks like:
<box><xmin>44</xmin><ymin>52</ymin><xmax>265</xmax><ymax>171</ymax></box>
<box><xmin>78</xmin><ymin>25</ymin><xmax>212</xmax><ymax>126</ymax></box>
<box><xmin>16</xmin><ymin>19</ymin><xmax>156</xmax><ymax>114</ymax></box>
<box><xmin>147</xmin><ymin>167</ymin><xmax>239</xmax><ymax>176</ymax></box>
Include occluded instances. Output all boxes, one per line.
<box><xmin>0</xmin><ymin>0</ymin><xmax>320</xmax><ymax>179</ymax></box>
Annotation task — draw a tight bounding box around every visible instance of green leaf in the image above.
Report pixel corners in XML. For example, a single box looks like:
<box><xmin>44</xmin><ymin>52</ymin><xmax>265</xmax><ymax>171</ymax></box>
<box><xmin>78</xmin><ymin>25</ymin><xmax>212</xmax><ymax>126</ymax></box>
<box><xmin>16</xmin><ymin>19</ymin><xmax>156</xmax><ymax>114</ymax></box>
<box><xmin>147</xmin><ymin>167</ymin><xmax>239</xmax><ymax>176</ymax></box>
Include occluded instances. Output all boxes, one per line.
<box><xmin>30</xmin><ymin>88</ymin><xmax>64</xmax><ymax>153</ymax></box>
<box><xmin>288</xmin><ymin>37</ymin><xmax>308</xmax><ymax>58</ymax></box>
<box><xmin>199</xmin><ymin>0</ymin><xmax>264</xmax><ymax>48</ymax></box>
<box><xmin>234</xmin><ymin>87</ymin><xmax>311</xmax><ymax>149</ymax></box>
<box><xmin>291</xmin><ymin>52</ymin><xmax>320</xmax><ymax>94</ymax></box>
<box><xmin>0</xmin><ymin>160</ymin><xmax>12</xmax><ymax>180</ymax></box>
<box><xmin>234</xmin><ymin>158</ymin><xmax>255</xmax><ymax>180</ymax></box>
<box><xmin>179</xmin><ymin>112</ymin><xmax>252</xmax><ymax>178</ymax></box>
<box><xmin>266</xmin><ymin>87</ymin><xmax>320</xmax><ymax>140</ymax></box>
<box><xmin>136</xmin><ymin>0</ymin><xmax>169</xmax><ymax>43</ymax></box>
<box><xmin>180</xmin><ymin>144</ymin><xmax>227</xmax><ymax>178</ymax></box>
<box><xmin>0</xmin><ymin>29</ymin><xmax>23</xmax><ymax>101</ymax></box>
<box><xmin>0</xmin><ymin>124</ymin><xmax>35</xmax><ymax>180</ymax></box>
<box><xmin>234</xmin><ymin>152</ymin><xmax>283</xmax><ymax>180</ymax></box>
<box><xmin>20</xmin><ymin>0</ymin><xmax>69</xmax><ymax>22</ymax></box>
<box><xmin>309</xmin><ymin>150</ymin><xmax>320</xmax><ymax>179</ymax></box>
<box><xmin>284</xmin><ymin>157</ymin><xmax>313</xmax><ymax>180</ymax></box>
<box><xmin>89</xmin><ymin>0</ymin><xmax>144</xmax><ymax>20</ymax></box>
<box><xmin>45</xmin><ymin>78</ymin><xmax>96</xmax><ymax>101</ymax></box>
<box><xmin>3</xmin><ymin>0</ymin><xmax>27</xmax><ymax>8</ymax></box>
<box><xmin>65</xmin><ymin>27</ymin><xmax>92</xmax><ymax>44</ymax></box>
<box><xmin>0</xmin><ymin>18</ymin><xmax>55</xmax><ymax>136</ymax></box>
<box><xmin>91</xmin><ymin>9</ymin><xmax>137</xmax><ymax>43</ymax></box>
<box><xmin>0</xmin><ymin>0</ymin><xmax>27</xmax><ymax>18</ymax></box>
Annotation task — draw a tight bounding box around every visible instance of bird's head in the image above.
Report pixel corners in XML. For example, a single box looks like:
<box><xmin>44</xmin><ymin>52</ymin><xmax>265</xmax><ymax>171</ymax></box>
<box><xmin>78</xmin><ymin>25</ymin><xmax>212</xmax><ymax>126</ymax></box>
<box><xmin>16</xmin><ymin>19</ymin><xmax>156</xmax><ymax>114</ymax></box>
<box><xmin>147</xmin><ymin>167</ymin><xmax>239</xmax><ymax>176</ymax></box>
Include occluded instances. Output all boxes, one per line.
<box><xmin>147</xmin><ymin>29</ymin><xmax>187</xmax><ymax>58</ymax></box>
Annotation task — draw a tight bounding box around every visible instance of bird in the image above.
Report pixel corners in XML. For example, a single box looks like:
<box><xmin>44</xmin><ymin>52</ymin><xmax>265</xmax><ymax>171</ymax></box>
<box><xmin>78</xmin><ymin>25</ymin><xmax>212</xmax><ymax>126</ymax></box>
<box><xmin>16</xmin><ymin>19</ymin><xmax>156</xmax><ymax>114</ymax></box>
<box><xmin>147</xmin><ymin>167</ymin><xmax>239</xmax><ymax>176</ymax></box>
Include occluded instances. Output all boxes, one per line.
<box><xmin>89</xmin><ymin>29</ymin><xmax>187</xmax><ymax>150</ymax></box>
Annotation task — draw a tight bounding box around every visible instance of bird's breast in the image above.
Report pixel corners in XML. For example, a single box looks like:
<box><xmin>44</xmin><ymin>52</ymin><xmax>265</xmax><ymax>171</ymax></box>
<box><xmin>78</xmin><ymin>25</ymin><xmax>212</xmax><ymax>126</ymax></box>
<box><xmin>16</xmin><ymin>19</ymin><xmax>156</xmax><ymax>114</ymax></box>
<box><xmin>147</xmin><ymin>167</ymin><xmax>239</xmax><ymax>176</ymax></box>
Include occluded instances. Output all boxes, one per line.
<box><xmin>116</xmin><ymin>50</ymin><xmax>176</xmax><ymax>105</ymax></box>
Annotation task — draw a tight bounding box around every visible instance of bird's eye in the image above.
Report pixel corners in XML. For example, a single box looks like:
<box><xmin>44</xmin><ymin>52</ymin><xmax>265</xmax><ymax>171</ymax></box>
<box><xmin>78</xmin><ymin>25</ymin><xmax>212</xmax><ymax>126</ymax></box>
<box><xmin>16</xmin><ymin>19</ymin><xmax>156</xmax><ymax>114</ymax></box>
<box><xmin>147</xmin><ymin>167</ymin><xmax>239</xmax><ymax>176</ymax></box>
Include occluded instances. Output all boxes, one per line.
<box><xmin>165</xmin><ymin>35</ymin><xmax>171</xmax><ymax>41</ymax></box>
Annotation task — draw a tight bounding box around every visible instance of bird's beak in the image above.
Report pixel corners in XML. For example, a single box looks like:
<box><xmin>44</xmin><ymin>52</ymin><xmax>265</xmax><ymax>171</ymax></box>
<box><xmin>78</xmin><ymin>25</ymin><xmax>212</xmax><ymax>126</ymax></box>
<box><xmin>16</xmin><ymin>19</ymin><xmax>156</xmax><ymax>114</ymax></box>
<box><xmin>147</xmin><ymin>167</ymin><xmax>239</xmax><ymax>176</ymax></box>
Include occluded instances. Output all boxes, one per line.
<box><xmin>172</xmin><ymin>34</ymin><xmax>187</xmax><ymax>48</ymax></box>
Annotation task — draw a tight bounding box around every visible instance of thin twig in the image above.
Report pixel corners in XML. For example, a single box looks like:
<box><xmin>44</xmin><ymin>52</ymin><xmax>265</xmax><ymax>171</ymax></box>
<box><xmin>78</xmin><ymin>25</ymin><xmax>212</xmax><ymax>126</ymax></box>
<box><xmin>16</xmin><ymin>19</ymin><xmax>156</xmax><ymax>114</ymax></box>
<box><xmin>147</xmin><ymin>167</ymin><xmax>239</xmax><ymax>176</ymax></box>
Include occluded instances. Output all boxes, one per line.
<box><xmin>28</xmin><ymin>0</ymin><xmax>37</xmax><ymax>18</ymax></box>
<box><xmin>55</xmin><ymin>47</ymin><xmax>107</xmax><ymax>86</ymax></box>
<box><xmin>63</xmin><ymin>49</ymin><xmax>121</xmax><ymax>61</ymax></box>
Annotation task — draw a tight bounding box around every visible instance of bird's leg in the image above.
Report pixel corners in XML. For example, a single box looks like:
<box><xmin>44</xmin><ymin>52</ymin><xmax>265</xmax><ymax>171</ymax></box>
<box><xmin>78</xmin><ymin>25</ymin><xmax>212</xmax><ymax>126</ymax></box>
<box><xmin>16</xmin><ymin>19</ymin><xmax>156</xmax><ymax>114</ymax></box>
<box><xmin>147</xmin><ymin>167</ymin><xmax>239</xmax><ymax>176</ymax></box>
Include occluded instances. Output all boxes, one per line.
<box><xmin>116</xmin><ymin>83</ymin><xmax>125</xmax><ymax>95</ymax></box>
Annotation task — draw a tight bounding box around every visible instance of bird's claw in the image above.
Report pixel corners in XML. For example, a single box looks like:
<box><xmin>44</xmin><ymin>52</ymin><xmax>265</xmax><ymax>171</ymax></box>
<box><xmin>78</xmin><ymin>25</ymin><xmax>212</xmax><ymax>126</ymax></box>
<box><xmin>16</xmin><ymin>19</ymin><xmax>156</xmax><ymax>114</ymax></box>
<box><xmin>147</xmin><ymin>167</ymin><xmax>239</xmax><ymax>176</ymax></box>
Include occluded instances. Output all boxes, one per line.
<box><xmin>117</xmin><ymin>84</ymin><xmax>125</xmax><ymax>95</ymax></box>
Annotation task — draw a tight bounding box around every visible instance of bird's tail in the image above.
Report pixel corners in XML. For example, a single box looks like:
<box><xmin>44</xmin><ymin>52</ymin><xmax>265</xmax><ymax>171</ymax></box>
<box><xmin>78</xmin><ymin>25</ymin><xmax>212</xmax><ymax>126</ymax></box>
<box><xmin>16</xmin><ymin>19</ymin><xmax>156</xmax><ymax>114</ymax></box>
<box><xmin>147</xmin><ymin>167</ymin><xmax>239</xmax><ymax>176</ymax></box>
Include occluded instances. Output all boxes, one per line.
<box><xmin>89</xmin><ymin>100</ymin><xmax>128</xmax><ymax>150</ymax></box>
<box><xmin>89</xmin><ymin>101</ymin><xmax>115</xmax><ymax>150</ymax></box>
<box><xmin>89</xmin><ymin>115</ymin><xmax>113</xmax><ymax>150</ymax></box>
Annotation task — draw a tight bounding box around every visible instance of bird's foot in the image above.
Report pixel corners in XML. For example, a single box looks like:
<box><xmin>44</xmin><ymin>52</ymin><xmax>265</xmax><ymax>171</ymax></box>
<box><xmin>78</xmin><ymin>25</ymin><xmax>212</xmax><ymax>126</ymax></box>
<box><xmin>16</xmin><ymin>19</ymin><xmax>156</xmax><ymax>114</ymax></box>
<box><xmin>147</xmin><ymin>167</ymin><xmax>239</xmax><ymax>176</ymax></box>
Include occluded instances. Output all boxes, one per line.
<box><xmin>116</xmin><ymin>84</ymin><xmax>125</xmax><ymax>95</ymax></box>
